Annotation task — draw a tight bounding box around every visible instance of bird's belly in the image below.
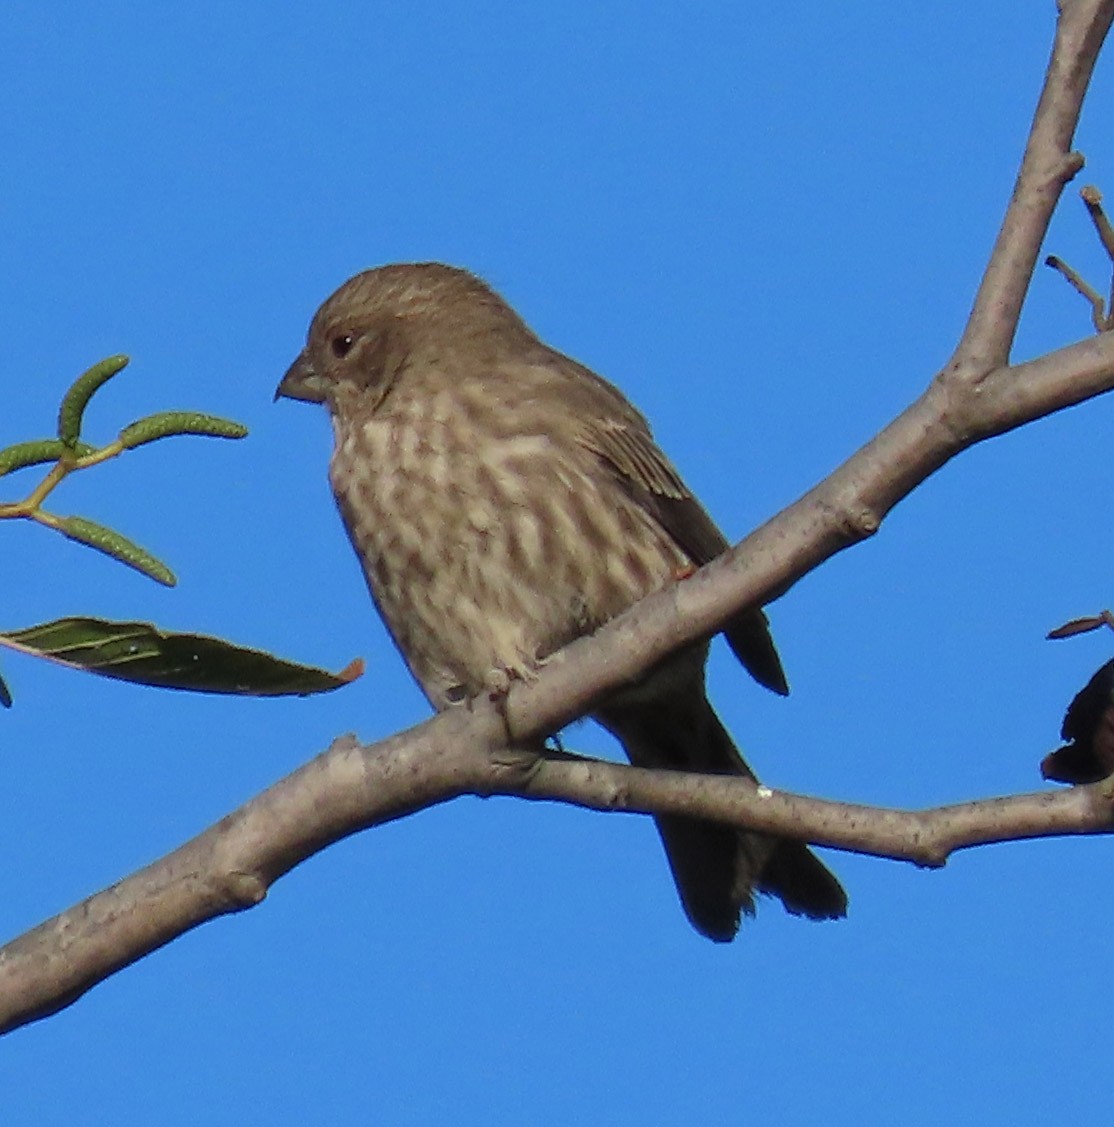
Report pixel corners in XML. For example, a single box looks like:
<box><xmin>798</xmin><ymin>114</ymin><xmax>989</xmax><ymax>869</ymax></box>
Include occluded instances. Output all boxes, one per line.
<box><xmin>330</xmin><ymin>416</ymin><xmax>684</xmax><ymax>709</ymax></box>
<box><xmin>354</xmin><ymin>489</ymin><xmax>592</xmax><ymax>705</ymax></box>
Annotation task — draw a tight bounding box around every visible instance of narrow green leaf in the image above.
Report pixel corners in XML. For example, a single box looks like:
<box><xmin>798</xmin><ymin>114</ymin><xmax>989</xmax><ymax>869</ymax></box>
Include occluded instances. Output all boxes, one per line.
<box><xmin>0</xmin><ymin>438</ymin><xmax>95</xmax><ymax>477</ymax></box>
<box><xmin>119</xmin><ymin>411</ymin><xmax>249</xmax><ymax>450</ymax></box>
<box><xmin>0</xmin><ymin>617</ymin><xmax>362</xmax><ymax>697</ymax></box>
<box><xmin>56</xmin><ymin>515</ymin><xmax>177</xmax><ymax>586</ymax></box>
<box><xmin>0</xmin><ymin>439</ymin><xmax>67</xmax><ymax>477</ymax></box>
<box><xmin>57</xmin><ymin>354</ymin><xmax>129</xmax><ymax>447</ymax></box>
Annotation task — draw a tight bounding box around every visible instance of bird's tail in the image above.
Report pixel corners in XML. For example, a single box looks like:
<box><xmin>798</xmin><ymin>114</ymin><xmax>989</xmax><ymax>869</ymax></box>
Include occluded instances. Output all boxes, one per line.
<box><xmin>596</xmin><ymin>688</ymin><xmax>846</xmax><ymax>941</ymax></box>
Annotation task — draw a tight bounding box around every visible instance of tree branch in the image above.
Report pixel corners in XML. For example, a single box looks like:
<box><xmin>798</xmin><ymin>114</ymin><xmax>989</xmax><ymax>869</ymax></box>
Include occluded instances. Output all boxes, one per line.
<box><xmin>5</xmin><ymin>719</ymin><xmax>1114</xmax><ymax>1036</ymax></box>
<box><xmin>506</xmin><ymin>750</ymin><xmax>1114</xmax><ymax>866</ymax></box>
<box><xmin>953</xmin><ymin>0</ymin><xmax>1105</xmax><ymax>368</ymax></box>
<box><xmin>4</xmin><ymin>0</ymin><xmax>1114</xmax><ymax>1037</ymax></box>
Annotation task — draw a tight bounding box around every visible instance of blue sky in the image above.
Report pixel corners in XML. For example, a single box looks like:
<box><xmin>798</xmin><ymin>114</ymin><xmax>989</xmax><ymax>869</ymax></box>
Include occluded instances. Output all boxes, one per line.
<box><xmin>4</xmin><ymin>2</ymin><xmax>1114</xmax><ymax>1123</ymax></box>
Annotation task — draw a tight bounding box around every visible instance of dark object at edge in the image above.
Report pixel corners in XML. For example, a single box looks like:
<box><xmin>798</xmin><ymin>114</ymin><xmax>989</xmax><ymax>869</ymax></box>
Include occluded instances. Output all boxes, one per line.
<box><xmin>1042</xmin><ymin>659</ymin><xmax>1114</xmax><ymax>784</ymax></box>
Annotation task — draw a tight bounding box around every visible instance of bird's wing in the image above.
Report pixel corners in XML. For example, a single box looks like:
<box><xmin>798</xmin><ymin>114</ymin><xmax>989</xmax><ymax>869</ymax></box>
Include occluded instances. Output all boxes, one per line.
<box><xmin>572</xmin><ymin>411</ymin><xmax>731</xmax><ymax>564</ymax></box>
<box><xmin>559</xmin><ymin>360</ymin><xmax>789</xmax><ymax>695</ymax></box>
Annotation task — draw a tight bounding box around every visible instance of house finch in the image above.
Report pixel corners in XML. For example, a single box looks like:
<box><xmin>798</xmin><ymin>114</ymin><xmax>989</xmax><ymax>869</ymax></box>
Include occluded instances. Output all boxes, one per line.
<box><xmin>277</xmin><ymin>263</ymin><xmax>847</xmax><ymax>941</ymax></box>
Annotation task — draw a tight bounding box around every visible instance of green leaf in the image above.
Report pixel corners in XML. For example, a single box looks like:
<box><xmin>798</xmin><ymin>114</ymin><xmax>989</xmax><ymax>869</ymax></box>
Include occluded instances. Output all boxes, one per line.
<box><xmin>0</xmin><ymin>617</ymin><xmax>362</xmax><ymax>697</ymax></box>
<box><xmin>0</xmin><ymin>438</ymin><xmax>97</xmax><ymax>477</ymax></box>
<box><xmin>57</xmin><ymin>354</ymin><xmax>129</xmax><ymax>447</ymax></box>
<box><xmin>56</xmin><ymin>515</ymin><xmax>177</xmax><ymax>586</ymax></box>
<box><xmin>118</xmin><ymin>411</ymin><xmax>248</xmax><ymax>449</ymax></box>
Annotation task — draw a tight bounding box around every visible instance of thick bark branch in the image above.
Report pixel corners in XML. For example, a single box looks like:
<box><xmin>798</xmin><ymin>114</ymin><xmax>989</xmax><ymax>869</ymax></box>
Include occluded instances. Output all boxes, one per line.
<box><xmin>0</xmin><ymin>711</ymin><xmax>504</xmax><ymax>1035</ymax></box>
<box><xmin>507</xmin><ymin>751</ymin><xmax>1114</xmax><ymax>866</ymax></box>
<box><xmin>5</xmin><ymin>724</ymin><xmax>1114</xmax><ymax>1036</ymax></box>
<box><xmin>3</xmin><ymin>0</ymin><xmax>1114</xmax><ymax>1038</ymax></box>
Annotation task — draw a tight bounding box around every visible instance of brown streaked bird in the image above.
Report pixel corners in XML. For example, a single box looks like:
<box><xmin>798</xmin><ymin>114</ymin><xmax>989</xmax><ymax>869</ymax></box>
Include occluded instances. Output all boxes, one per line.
<box><xmin>277</xmin><ymin>262</ymin><xmax>847</xmax><ymax>941</ymax></box>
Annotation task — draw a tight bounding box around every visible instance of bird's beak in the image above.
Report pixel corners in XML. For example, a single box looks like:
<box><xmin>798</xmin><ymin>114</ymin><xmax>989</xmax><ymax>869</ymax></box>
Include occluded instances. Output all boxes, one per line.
<box><xmin>275</xmin><ymin>350</ymin><xmax>327</xmax><ymax>404</ymax></box>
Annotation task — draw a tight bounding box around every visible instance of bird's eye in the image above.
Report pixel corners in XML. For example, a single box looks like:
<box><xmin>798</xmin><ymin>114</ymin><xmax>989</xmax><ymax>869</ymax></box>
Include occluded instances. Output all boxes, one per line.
<box><xmin>331</xmin><ymin>334</ymin><xmax>355</xmax><ymax>358</ymax></box>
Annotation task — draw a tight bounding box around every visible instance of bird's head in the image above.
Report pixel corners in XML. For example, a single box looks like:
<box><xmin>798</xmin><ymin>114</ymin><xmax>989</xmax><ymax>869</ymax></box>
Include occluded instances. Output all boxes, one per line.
<box><xmin>275</xmin><ymin>262</ymin><xmax>530</xmax><ymax>414</ymax></box>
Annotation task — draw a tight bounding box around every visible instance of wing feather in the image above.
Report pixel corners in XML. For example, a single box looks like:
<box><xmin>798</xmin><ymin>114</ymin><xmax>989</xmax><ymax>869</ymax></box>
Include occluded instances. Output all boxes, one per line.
<box><xmin>552</xmin><ymin>357</ymin><xmax>788</xmax><ymax>695</ymax></box>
